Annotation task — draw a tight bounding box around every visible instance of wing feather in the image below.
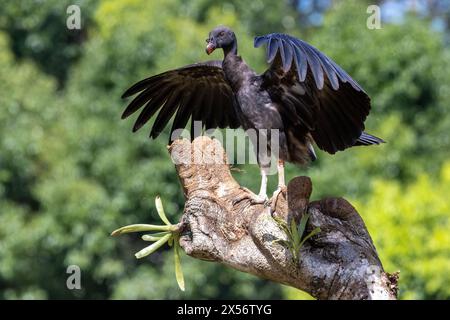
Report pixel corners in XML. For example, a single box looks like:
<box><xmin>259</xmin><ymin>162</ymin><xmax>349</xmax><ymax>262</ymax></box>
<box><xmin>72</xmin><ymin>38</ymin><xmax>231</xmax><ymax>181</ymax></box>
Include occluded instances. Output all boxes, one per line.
<box><xmin>255</xmin><ymin>33</ymin><xmax>371</xmax><ymax>154</ymax></box>
<box><xmin>121</xmin><ymin>61</ymin><xmax>240</xmax><ymax>140</ymax></box>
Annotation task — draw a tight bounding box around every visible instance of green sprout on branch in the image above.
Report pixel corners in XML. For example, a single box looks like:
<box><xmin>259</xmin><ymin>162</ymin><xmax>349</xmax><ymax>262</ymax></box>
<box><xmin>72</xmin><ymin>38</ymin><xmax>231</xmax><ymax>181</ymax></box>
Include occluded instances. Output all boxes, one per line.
<box><xmin>272</xmin><ymin>213</ymin><xmax>321</xmax><ymax>262</ymax></box>
<box><xmin>111</xmin><ymin>196</ymin><xmax>185</xmax><ymax>291</ymax></box>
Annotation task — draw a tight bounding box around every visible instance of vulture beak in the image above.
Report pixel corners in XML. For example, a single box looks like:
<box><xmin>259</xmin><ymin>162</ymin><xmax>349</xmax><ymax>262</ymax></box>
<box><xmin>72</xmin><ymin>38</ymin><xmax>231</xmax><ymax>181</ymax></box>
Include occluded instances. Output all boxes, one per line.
<box><xmin>206</xmin><ymin>41</ymin><xmax>216</xmax><ymax>55</ymax></box>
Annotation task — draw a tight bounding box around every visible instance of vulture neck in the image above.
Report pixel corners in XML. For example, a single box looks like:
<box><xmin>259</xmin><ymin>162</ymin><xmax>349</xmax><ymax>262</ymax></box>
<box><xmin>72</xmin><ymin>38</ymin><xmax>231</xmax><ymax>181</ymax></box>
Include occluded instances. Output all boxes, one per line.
<box><xmin>223</xmin><ymin>41</ymin><xmax>238</xmax><ymax>58</ymax></box>
<box><xmin>222</xmin><ymin>43</ymin><xmax>254</xmax><ymax>92</ymax></box>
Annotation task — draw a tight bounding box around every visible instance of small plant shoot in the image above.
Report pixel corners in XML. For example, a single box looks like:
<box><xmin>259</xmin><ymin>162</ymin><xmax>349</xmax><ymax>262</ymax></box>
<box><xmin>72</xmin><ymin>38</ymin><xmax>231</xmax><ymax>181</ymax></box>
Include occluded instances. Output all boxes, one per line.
<box><xmin>111</xmin><ymin>196</ymin><xmax>185</xmax><ymax>291</ymax></box>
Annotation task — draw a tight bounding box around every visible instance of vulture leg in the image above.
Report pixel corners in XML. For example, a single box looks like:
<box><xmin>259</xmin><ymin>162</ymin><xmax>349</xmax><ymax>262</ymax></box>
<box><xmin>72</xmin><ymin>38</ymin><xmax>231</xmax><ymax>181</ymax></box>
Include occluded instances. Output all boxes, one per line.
<box><xmin>258</xmin><ymin>167</ymin><xmax>269</xmax><ymax>201</ymax></box>
<box><xmin>236</xmin><ymin>167</ymin><xmax>269</xmax><ymax>205</ymax></box>
<box><xmin>271</xmin><ymin>159</ymin><xmax>286</xmax><ymax>204</ymax></box>
<box><xmin>277</xmin><ymin>159</ymin><xmax>285</xmax><ymax>188</ymax></box>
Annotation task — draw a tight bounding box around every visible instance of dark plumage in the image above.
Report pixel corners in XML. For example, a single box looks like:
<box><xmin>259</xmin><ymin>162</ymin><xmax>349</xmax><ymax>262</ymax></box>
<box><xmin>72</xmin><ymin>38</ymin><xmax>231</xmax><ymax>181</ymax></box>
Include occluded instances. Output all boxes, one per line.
<box><xmin>122</xmin><ymin>26</ymin><xmax>384</xmax><ymax>200</ymax></box>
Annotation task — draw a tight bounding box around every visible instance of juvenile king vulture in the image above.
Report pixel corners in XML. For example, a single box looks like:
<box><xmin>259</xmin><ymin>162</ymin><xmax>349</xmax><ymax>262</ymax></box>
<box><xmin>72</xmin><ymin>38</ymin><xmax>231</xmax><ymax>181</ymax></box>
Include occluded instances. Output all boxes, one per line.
<box><xmin>121</xmin><ymin>26</ymin><xmax>384</xmax><ymax>201</ymax></box>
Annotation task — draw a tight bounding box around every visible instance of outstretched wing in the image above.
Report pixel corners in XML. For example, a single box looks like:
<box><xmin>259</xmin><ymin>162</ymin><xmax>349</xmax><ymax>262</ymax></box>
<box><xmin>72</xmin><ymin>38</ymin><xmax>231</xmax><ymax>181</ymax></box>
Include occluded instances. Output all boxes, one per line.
<box><xmin>254</xmin><ymin>33</ymin><xmax>371</xmax><ymax>154</ymax></box>
<box><xmin>122</xmin><ymin>60</ymin><xmax>240</xmax><ymax>140</ymax></box>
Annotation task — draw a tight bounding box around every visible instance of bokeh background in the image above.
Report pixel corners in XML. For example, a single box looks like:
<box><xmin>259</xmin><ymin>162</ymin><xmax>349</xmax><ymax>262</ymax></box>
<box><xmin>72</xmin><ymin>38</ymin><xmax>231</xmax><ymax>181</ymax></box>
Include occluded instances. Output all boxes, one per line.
<box><xmin>0</xmin><ymin>0</ymin><xmax>449</xmax><ymax>300</ymax></box>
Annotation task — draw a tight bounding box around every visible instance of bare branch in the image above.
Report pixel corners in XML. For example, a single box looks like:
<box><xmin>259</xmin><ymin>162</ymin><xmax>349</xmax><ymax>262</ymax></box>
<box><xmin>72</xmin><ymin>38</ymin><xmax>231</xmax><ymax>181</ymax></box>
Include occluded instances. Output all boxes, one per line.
<box><xmin>169</xmin><ymin>136</ymin><xmax>398</xmax><ymax>300</ymax></box>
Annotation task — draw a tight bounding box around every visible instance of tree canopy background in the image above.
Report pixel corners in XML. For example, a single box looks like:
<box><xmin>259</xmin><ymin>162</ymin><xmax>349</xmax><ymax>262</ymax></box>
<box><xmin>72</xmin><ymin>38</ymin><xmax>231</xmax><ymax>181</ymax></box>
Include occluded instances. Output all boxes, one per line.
<box><xmin>0</xmin><ymin>0</ymin><xmax>449</xmax><ymax>300</ymax></box>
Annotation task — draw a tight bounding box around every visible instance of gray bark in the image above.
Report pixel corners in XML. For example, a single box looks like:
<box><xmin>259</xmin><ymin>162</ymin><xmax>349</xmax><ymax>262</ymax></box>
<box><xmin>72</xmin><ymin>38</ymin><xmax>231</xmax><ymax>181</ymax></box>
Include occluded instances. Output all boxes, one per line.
<box><xmin>169</xmin><ymin>136</ymin><xmax>398</xmax><ymax>300</ymax></box>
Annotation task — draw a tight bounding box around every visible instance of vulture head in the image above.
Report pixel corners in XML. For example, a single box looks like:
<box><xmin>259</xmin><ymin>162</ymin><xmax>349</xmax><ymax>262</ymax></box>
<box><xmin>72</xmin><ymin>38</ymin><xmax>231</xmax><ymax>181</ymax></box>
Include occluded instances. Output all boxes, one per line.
<box><xmin>206</xmin><ymin>26</ymin><xmax>237</xmax><ymax>55</ymax></box>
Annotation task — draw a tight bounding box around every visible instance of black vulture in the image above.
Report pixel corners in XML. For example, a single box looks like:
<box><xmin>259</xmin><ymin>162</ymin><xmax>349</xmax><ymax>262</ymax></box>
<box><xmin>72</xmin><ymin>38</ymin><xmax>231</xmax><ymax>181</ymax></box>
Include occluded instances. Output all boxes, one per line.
<box><xmin>121</xmin><ymin>26</ymin><xmax>384</xmax><ymax>201</ymax></box>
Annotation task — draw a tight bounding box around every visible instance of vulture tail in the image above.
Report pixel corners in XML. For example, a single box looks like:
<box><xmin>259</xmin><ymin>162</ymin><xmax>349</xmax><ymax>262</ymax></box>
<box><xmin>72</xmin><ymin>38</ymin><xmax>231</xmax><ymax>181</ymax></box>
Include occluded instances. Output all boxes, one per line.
<box><xmin>354</xmin><ymin>132</ymin><xmax>385</xmax><ymax>146</ymax></box>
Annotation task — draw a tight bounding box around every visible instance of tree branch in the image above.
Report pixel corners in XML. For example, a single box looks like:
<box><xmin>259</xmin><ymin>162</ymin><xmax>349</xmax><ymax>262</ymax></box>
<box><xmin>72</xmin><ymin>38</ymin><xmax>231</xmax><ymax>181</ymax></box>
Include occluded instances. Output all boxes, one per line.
<box><xmin>169</xmin><ymin>136</ymin><xmax>398</xmax><ymax>300</ymax></box>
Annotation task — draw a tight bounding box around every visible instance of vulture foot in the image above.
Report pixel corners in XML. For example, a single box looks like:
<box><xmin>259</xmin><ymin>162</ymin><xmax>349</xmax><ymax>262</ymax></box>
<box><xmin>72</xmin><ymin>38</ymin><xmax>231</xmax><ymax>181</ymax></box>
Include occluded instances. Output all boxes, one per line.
<box><xmin>270</xmin><ymin>185</ymin><xmax>287</xmax><ymax>210</ymax></box>
<box><xmin>234</xmin><ymin>186</ymin><xmax>268</xmax><ymax>205</ymax></box>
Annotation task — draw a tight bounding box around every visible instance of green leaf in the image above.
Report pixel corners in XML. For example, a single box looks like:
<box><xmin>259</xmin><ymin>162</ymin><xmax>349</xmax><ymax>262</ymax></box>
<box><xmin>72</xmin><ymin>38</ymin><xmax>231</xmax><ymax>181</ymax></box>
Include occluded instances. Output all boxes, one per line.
<box><xmin>173</xmin><ymin>235</ymin><xmax>185</xmax><ymax>291</ymax></box>
<box><xmin>299</xmin><ymin>227</ymin><xmax>321</xmax><ymax>248</ymax></box>
<box><xmin>144</xmin><ymin>231</ymin><xmax>171</xmax><ymax>238</ymax></box>
<box><xmin>297</xmin><ymin>213</ymin><xmax>310</xmax><ymax>239</ymax></box>
<box><xmin>142</xmin><ymin>232</ymin><xmax>170</xmax><ymax>241</ymax></box>
<box><xmin>272</xmin><ymin>215</ymin><xmax>290</xmax><ymax>236</ymax></box>
<box><xmin>290</xmin><ymin>218</ymin><xmax>300</xmax><ymax>247</ymax></box>
<box><xmin>111</xmin><ymin>224</ymin><xmax>175</xmax><ymax>236</ymax></box>
<box><xmin>155</xmin><ymin>195</ymin><xmax>171</xmax><ymax>226</ymax></box>
<box><xmin>135</xmin><ymin>233</ymin><xmax>172</xmax><ymax>259</ymax></box>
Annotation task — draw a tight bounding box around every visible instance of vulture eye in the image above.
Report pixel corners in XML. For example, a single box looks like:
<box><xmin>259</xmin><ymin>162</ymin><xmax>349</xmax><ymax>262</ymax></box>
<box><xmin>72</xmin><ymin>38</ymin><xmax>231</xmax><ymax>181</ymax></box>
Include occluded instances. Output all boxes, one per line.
<box><xmin>219</xmin><ymin>31</ymin><xmax>225</xmax><ymax>37</ymax></box>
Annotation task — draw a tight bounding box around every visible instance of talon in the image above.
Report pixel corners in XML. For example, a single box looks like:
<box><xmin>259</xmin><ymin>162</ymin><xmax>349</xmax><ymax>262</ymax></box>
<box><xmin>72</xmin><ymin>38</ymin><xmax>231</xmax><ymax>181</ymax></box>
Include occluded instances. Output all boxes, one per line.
<box><xmin>234</xmin><ymin>187</ymin><xmax>267</xmax><ymax>205</ymax></box>
<box><xmin>270</xmin><ymin>185</ymin><xmax>286</xmax><ymax>212</ymax></box>
<box><xmin>272</xmin><ymin>185</ymin><xmax>287</xmax><ymax>199</ymax></box>
<box><xmin>251</xmin><ymin>193</ymin><xmax>269</xmax><ymax>205</ymax></box>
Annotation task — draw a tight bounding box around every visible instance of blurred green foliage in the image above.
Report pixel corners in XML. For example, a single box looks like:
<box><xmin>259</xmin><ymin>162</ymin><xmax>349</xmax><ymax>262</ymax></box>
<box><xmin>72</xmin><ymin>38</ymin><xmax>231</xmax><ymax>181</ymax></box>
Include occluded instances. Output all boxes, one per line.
<box><xmin>0</xmin><ymin>0</ymin><xmax>449</xmax><ymax>299</ymax></box>
<box><xmin>0</xmin><ymin>0</ymin><xmax>98</xmax><ymax>86</ymax></box>
<box><xmin>354</xmin><ymin>162</ymin><xmax>450</xmax><ymax>299</ymax></box>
